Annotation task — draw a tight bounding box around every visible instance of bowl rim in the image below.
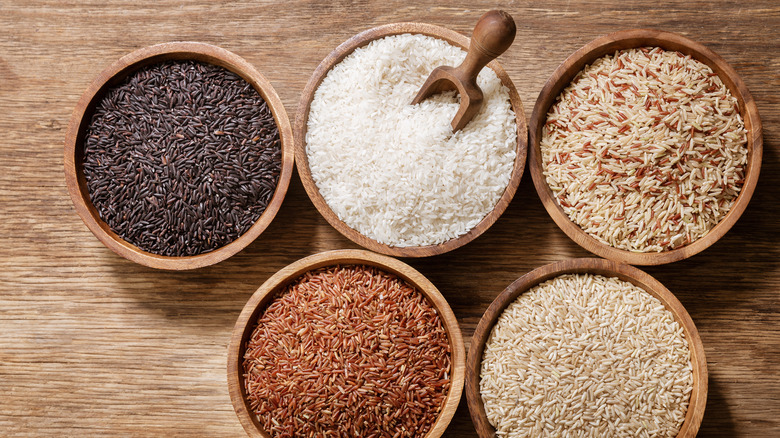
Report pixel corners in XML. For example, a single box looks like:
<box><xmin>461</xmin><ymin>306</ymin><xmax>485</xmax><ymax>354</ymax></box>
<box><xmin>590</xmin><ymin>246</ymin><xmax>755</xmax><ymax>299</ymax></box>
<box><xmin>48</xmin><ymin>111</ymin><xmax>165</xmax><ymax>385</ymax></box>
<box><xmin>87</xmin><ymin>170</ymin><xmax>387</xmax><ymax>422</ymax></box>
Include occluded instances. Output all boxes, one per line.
<box><xmin>465</xmin><ymin>257</ymin><xmax>708</xmax><ymax>437</ymax></box>
<box><xmin>528</xmin><ymin>28</ymin><xmax>763</xmax><ymax>265</ymax></box>
<box><xmin>63</xmin><ymin>41</ymin><xmax>295</xmax><ymax>270</ymax></box>
<box><xmin>293</xmin><ymin>22</ymin><xmax>528</xmax><ymax>258</ymax></box>
<box><xmin>227</xmin><ymin>248</ymin><xmax>466</xmax><ymax>437</ymax></box>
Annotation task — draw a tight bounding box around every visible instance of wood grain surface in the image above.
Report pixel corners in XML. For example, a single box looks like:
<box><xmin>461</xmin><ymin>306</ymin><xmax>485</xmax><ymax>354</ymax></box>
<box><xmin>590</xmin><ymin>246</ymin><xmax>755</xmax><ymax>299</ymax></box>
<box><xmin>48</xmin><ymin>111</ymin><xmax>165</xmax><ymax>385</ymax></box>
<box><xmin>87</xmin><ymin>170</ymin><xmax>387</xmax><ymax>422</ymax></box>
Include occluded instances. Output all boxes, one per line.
<box><xmin>1</xmin><ymin>0</ymin><xmax>778</xmax><ymax>436</ymax></box>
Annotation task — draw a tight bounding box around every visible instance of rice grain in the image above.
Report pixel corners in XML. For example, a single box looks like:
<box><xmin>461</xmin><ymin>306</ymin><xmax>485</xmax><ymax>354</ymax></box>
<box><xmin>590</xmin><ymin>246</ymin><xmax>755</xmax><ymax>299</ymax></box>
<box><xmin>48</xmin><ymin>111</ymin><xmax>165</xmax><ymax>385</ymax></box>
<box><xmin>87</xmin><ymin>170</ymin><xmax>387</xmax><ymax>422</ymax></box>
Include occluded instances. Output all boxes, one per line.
<box><xmin>541</xmin><ymin>47</ymin><xmax>748</xmax><ymax>252</ymax></box>
<box><xmin>306</xmin><ymin>34</ymin><xmax>517</xmax><ymax>247</ymax></box>
<box><xmin>480</xmin><ymin>273</ymin><xmax>693</xmax><ymax>437</ymax></box>
<box><xmin>243</xmin><ymin>265</ymin><xmax>451</xmax><ymax>438</ymax></box>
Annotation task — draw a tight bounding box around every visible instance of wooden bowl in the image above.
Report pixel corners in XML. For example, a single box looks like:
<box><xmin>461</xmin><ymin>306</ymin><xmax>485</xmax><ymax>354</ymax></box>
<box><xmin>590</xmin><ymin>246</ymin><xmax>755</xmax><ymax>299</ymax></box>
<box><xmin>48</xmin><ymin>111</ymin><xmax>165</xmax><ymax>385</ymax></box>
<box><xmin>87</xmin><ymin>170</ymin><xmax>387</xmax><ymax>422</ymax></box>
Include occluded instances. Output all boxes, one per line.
<box><xmin>227</xmin><ymin>249</ymin><xmax>465</xmax><ymax>437</ymax></box>
<box><xmin>529</xmin><ymin>29</ymin><xmax>762</xmax><ymax>265</ymax></box>
<box><xmin>294</xmin><ymin>23</ymin><xmax>528</xmax><ymax>258</ymax></box>
<box><xmin>64</xmin><ymin>42</ymin><xmax>294</xmax><ymax>270</ymax></box>
<box><xmin>465</xmin><ymin>258</ymin><xmax>707</xmax><ymax>437</ymax></box>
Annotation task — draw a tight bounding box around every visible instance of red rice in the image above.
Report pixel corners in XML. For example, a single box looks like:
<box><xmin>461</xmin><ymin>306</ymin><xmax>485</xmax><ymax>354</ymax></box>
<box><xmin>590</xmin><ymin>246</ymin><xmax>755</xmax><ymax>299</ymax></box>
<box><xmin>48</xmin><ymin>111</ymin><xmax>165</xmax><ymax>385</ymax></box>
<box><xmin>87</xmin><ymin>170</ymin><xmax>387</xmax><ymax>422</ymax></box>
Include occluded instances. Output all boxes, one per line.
<box><xmin>243</xmin><ymin>265</ymin><xmax>451</xmax><ymax>437</ymax></box>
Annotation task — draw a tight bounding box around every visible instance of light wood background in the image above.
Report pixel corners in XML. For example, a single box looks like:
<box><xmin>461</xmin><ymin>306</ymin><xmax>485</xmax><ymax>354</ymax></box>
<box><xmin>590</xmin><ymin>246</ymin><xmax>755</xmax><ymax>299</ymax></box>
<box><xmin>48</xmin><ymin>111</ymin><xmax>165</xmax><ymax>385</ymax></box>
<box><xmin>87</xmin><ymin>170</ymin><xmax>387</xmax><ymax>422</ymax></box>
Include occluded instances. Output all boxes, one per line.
<box><xmin>1</xmin><ymin>1</ymin><xmax>778</xmax><ymax>436</ymax></box>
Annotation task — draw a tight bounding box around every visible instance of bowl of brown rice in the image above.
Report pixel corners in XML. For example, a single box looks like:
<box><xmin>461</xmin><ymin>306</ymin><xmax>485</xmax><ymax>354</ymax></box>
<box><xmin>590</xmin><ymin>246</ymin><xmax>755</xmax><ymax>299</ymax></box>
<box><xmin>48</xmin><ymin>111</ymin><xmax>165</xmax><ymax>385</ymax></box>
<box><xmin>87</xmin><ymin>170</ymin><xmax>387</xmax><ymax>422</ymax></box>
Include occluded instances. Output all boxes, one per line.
<box><xmin>294</xmin><ymin>22</ymin><xmax>527</xmax><ymax>258</ymax></box>
<box><xmin>64</xmin><ymin>42</ymin><xmax>295</xmax><ymax>270</ymax></box>
<box><xmin>227</xmin><ymin>249</ymin><xmax>465</xmax><ymax>437</ymax></box>
<box><xmin>465</xmin><ymin>258</ymin><xmax>707</xmax><ymax>437</ymax></box>
<box><xmin>529</xmin><ymin>29</ymin><xmax>762</xmax><ymax>265</ymax></box>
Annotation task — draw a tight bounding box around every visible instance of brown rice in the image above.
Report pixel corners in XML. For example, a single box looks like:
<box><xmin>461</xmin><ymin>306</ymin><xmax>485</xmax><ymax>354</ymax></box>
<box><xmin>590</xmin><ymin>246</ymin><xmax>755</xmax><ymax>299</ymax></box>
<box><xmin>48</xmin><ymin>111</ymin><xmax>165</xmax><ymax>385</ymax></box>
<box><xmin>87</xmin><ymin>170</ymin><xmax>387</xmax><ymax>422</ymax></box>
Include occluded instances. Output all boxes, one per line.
<box><xmin>480</xmin><ymin>273</ymin><xmax>693</xmax><ymax>437</ymax></box>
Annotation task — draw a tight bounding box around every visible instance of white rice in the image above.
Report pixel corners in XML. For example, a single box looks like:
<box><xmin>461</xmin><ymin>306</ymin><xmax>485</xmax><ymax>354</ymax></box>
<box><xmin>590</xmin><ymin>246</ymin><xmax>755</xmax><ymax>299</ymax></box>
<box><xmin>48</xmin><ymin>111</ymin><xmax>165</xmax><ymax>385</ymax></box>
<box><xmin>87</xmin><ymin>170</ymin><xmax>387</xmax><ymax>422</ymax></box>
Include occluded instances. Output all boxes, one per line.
<box><xmin>306</xmin><ymin>34</ymin><xmax>517</xmax><ymax>247</ymax></box>
<box><xmin>541</xmin><ymin>47</ymin><xmax>748</xmax><ymax>252</ymax></box>
<box><xmin>480</xmin><ymin>273</ymin><xmax>693</xmax><ymax>438</ymax></box>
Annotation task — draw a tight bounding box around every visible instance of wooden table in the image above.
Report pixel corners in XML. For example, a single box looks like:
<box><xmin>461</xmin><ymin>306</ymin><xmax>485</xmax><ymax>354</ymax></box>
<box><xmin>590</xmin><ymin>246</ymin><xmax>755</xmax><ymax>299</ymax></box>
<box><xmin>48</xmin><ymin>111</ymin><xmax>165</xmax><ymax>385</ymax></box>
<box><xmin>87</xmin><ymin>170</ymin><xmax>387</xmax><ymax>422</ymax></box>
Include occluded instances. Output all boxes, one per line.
<box><xmin>2</xmin><ymin>1</ymin><xmax>778</xmax><ymax>436</ymax></box>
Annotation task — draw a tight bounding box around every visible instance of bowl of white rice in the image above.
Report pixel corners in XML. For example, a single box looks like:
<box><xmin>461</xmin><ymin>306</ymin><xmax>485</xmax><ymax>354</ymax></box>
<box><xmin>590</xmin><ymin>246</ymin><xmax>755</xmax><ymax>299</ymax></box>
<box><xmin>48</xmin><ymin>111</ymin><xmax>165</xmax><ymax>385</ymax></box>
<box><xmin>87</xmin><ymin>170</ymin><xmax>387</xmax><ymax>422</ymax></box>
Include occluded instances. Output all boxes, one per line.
<box><xmin>529</xmin><ymin>29</ymin><xmax>762</xmax><ymax>265</ymax></box>
<box><xmin>466</xmin><ymin>258</ymin><xmax>707</xmax><ymax>437</ymax></box>
<box><xmin>294</xmin><ymin>22</ymin><xmax>527</xmax><ymax>257</ymax></box>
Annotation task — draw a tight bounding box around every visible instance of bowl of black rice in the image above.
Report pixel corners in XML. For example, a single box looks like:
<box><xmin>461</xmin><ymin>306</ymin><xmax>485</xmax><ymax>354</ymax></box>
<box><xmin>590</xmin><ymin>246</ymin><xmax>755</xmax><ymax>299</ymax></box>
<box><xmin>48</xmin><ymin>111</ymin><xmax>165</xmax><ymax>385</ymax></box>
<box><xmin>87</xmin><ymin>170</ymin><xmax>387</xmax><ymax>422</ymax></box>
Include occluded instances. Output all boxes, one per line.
<box><xmin>64</xmin><ymin>42</ymin><xmax>294</xmax><ymax>270</ymax></box>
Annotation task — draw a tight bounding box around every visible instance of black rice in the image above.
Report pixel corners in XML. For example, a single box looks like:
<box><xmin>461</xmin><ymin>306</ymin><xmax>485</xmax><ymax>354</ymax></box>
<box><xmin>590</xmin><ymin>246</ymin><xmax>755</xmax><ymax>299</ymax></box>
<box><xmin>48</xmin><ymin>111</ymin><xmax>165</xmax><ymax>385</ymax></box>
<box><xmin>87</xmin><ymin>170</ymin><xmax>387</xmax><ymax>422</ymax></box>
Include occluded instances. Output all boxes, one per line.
<box><xmin>82</xmin><ymin>60</ymin><xmax>281</xmax><ymax>257</ymax></box>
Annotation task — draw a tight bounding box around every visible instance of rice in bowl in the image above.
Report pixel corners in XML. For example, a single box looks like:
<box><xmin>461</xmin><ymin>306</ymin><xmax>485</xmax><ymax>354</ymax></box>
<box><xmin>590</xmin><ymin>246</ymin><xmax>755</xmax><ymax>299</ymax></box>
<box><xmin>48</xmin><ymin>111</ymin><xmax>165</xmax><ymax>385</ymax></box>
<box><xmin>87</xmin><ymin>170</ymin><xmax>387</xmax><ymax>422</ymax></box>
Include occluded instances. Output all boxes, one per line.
<box><xmin>243</xmin><ymin>264</ymin><xmax>452</xmax><ymax>437</ymax></box>
<box><xmin>306</xmin><ymin>33</ymin><xmax>517</xmax><ymax>248</ymax></box>
<box><xmin>480</xmin><ymin>273</ymin><xmax>693</xmax><ymax>437</ymax></box>
<box><xmin>541</xmin><ymin>47</ymin><xmax>748</xmax><ymax>252</ymax></box>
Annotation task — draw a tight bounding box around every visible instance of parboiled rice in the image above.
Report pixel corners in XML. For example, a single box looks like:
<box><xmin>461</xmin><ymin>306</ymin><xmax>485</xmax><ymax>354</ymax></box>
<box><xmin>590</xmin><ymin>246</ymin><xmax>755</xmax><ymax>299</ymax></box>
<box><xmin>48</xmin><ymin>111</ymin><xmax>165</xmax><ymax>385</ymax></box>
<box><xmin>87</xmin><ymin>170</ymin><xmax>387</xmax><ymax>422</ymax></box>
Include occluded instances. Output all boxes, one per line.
<box><xmin>541</xmin><ymin>47</ymin><xmax>748</xmax><ymax>252</ymax></box>
<box><xmin>306</xmin><ymin>34</ymin><xmax>517</xmax><ymax>247</ymax></box>
<box><xmin>480</xmin><ymin>273</ymin><xmax>693</xmax><ymax>438</ymax></box>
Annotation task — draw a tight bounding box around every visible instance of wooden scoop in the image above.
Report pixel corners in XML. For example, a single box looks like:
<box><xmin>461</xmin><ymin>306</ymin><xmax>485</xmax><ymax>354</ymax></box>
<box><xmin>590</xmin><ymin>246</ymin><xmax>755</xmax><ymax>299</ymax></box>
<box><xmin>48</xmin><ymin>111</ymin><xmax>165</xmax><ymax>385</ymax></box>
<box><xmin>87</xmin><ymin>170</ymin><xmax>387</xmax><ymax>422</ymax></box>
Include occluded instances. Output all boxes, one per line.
<box><xmin>411</xmin><ymin>10</ymin><xmax>516</xmax><ymax>131</ymax></box>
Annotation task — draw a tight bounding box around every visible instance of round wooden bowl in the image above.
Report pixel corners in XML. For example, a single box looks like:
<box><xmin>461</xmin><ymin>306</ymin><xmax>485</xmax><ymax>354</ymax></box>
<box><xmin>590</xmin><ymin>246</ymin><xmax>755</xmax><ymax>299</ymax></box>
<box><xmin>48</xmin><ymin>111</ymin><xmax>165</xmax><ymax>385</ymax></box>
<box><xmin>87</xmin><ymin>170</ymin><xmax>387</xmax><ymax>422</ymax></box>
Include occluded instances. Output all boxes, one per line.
<box><xmin>227</xmin><ymin>249</ymin><xmax>465</xmax><ymax>437</ymax></box>
<box><xmin>465</xmin><ymin>258</ymin><xmax>707</xmax><ymax>437</ymax></box>
<box><xmin>64</xmin><ymin>42</ymin><xmax>294</xmax><ymax>270</ymax></box>
<box><xmin>529</xmin><ymin>29</ymin><xmax>762</xmax><ymax>265</ymax></box>
<box><xmin>294</xmin><ymin>23</ymin><xmax>528</xmax><ymax>258</ymax></box>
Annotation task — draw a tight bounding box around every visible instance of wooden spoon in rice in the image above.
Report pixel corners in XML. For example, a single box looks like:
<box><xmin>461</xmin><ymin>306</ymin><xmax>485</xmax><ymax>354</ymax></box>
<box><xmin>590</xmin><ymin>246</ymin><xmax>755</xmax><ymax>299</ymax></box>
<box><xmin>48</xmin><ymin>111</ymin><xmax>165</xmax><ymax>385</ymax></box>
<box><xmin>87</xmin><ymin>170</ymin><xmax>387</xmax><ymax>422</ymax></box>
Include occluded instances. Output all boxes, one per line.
<box><xmin>411</xmin><ymin>10</ymin><xmax>516</xmax><ymax>131</ymax></box>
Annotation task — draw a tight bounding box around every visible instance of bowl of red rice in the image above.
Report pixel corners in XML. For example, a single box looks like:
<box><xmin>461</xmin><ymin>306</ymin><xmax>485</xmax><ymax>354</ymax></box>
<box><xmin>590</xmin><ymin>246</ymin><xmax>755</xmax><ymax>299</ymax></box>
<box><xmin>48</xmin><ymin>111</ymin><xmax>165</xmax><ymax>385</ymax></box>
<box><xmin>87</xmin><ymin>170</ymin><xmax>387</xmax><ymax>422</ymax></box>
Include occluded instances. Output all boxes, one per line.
<box><xmin>466</xmin><ymin>258</ymin><xmax>707</xmax><ymax>437</ymax></box>
<box><xmin>227</xmin><ymin>249</ymin><xmax>465</xmax><ymax>437</ymax></box>
<box><xmin>529</xmin><ymin>29</ymin><xmax>762</xmax><ymax>265</ymax></box>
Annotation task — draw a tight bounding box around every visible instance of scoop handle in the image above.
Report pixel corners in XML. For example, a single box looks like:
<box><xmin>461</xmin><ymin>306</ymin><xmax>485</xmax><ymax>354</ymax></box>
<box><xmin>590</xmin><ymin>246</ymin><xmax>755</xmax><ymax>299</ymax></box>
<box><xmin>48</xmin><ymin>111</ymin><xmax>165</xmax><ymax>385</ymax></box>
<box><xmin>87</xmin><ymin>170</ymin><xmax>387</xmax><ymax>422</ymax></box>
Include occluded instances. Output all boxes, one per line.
<box><xmin>458</xmin><ymin>10</ymin><xmax>516</xmax><ymax>81</ymax></box>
